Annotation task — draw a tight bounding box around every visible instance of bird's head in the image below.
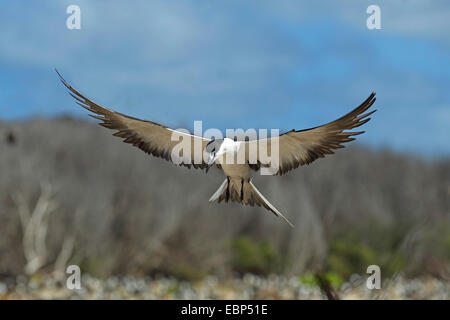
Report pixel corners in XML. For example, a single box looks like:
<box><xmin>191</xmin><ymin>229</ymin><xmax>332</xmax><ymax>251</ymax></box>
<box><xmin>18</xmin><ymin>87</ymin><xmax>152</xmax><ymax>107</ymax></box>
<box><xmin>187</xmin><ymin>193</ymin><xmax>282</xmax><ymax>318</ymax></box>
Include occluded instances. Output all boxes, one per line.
<box><xmin>205</xmin><ymin>138</ymin><xmax>224</xmax><ymax>173</ymax></box>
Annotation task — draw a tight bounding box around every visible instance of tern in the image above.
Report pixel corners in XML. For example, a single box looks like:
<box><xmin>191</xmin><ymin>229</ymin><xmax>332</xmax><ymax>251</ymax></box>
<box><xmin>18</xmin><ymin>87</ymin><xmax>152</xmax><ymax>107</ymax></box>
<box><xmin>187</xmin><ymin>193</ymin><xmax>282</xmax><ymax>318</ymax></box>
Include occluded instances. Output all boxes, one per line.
<box><xmin>57</xmin><ymin>71</ymin><xmax>376</xmax><ymax>227</ymax></box>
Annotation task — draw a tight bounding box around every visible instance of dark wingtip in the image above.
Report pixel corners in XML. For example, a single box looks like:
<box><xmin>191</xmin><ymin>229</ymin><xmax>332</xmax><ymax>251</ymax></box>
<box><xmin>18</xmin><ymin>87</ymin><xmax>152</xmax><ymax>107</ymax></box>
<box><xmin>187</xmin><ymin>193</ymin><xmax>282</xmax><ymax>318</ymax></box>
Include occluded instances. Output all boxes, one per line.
<box><xmin>367</xmin><ymin>92</ymin><xmax>376</xmax><ymax>103</ymax></box>
<box><xmin>55</xmin><ymin>69</ymin><xmax>70</xmax><ymax>90</ymax></box>
<box><xmin>55</xmin><ymin>68</ymin><xmax>63</xmax><ymax>81</ymax></box>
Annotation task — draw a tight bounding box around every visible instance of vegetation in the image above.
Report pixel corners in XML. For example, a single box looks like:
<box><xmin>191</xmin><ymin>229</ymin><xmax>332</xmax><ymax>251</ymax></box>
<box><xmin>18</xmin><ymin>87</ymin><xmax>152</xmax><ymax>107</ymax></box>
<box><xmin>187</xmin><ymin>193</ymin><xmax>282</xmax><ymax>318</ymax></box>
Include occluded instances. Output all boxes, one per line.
<box><xmin>0</xmin><ymin>117</ymin><xmax>448</xmax><ymax>284</ymax></box>
<box><xmin>231</xmin><ymin>236</ymin><xmax>282</xmax><ymax>274</ymax></box>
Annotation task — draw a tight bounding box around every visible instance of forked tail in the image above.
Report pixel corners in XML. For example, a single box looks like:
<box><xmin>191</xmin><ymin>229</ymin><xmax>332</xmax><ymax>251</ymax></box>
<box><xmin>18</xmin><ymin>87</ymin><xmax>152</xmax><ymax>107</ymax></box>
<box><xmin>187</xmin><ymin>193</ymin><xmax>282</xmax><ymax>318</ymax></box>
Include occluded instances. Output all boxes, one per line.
<box><xmin>209</xmin><ymin>178</ymin><xmax>294</xmax><ymax>228</ymax></box>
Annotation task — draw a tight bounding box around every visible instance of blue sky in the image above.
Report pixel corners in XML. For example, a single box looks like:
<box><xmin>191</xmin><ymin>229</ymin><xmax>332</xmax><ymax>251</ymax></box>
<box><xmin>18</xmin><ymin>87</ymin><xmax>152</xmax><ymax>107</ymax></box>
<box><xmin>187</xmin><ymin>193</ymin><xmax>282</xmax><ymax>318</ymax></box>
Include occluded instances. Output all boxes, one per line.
<box><xmin>0</xmin><ymin>0</ymin><xmax>449</xmax><ymax>156</ymax></box>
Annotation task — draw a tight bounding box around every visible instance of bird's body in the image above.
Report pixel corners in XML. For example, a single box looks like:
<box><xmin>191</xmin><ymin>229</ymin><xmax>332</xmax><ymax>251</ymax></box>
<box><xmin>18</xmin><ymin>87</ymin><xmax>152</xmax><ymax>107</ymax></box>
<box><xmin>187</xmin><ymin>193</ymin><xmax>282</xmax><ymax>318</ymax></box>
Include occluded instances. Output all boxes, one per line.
<box><xmin>221</xmin><ymin>162</ymin><xmax>251</xmax><ymax>179</ymax></box>
<box><xmin>57</xmin><ymin>70</ymin><xmax>376</xmax><ymax>228</ymax></box>
<box><xmin>214</xmin><ymin>138</ymin><xmax>251</xmax><ymax>178</ymax></box>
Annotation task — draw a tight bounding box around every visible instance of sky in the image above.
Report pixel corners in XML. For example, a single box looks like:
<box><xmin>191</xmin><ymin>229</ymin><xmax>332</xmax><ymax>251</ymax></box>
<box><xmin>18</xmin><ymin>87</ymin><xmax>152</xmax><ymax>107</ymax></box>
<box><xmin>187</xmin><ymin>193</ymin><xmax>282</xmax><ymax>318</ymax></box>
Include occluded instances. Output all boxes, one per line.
<box><xmin>0</xmin><ymin>0</ymin><xmax>449</xmax><ymax>156</ymax></box>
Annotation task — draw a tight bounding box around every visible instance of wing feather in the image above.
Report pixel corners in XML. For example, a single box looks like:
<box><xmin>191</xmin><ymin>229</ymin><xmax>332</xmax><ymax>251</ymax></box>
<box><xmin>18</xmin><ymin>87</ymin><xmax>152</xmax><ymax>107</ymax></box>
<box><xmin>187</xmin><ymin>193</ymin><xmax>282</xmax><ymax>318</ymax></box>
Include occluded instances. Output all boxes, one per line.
<box><xmin>57</xmin><ymin>70</ymin><xmax>211</xmax><ymax>169</ymax></box>
<box><xmin>245</xmin><ymin>93</ymin><xmax>376</xmax><ymax>175</ymax></box>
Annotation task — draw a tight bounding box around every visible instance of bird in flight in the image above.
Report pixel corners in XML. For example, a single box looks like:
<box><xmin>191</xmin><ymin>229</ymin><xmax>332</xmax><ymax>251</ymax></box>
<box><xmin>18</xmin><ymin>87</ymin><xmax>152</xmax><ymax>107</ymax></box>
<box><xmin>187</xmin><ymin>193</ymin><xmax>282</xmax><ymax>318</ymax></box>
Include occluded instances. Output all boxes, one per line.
<box><xmin>57</xmin><ymin>70</ymin><xmax>376</xmax><ymax>227</ymax></box>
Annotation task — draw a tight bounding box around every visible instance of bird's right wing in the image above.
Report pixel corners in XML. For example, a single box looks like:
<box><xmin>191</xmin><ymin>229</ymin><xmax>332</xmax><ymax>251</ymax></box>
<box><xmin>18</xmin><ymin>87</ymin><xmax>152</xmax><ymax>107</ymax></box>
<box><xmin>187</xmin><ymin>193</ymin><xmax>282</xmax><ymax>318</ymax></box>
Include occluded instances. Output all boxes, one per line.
<box><xmin>57</xmin><ymin>71</ymin><xmax>211</xmax><ymax>170</ymax></box>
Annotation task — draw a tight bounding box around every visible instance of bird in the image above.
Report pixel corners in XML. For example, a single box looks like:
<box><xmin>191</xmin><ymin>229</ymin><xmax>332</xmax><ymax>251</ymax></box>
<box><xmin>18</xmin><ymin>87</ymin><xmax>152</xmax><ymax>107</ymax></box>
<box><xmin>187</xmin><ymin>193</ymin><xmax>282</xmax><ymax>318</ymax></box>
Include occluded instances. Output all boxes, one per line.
<box><xmin>56</xmin><ymin>70</ymin><xmax>376</xmax><ymax>227</ymax></box>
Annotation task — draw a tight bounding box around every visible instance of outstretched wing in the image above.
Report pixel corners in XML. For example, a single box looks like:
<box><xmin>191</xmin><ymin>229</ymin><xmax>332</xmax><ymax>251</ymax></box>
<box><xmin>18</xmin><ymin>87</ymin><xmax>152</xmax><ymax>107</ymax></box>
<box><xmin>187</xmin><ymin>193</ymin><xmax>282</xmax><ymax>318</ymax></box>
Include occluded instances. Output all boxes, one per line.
<box><xmin>245</xmin><ymin>93</ymin><xmax>376</xmax><ymax>175</ymax></box>
<box><xmin>57</xmin><ymin>71</ymin><xmax>211</xmax><ymax>169</ymax></box>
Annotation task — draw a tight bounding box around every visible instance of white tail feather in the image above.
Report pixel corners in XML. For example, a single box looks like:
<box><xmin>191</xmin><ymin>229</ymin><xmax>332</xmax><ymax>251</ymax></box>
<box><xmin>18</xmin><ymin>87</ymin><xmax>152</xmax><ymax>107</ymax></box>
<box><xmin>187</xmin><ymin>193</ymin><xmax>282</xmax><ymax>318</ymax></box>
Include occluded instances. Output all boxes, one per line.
<box><xmin>249</xmin><ymin>181</ymin><xmax>295</xmax><ymax>228</ymax></box>
<box><xmin>209</xmin><ymin>178</ymin><xmax>294</xmax><ymax>228</ymax></box>
<box><xmin>209</xmin><ymin>179</ymin><xmax>228</xmax><ymax>202</ymax></box>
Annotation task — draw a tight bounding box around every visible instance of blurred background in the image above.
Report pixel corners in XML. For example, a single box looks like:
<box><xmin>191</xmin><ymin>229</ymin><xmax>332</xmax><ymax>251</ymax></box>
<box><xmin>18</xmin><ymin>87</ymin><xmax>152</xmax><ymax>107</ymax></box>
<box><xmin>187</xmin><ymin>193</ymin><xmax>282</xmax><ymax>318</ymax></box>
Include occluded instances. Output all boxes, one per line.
<box><xmin>0</xmin><ymin>0</ymin><xmax>448</xmax><ymax>299</ymax></box>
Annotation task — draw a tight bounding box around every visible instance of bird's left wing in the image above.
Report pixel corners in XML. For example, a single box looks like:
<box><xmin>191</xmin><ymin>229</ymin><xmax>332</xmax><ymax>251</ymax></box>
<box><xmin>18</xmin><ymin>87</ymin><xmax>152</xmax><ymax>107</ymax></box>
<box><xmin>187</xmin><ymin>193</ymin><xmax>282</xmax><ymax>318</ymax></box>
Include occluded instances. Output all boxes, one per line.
<box><xmin>57</xmin><ymin>71</ymin><xmax>211</xmax><ymax>170</ymax></box>
<box><xmin>245</xmin><ymin>93</ymin><xmax>376</xmax><ymax>175</ymax></box>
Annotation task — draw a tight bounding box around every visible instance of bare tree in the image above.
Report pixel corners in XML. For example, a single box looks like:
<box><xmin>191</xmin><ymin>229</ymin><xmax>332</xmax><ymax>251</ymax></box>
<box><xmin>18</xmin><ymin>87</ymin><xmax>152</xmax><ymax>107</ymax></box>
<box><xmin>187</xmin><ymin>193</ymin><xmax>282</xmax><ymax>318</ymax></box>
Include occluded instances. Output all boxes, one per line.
<box><xmin>13</xmin><ymin>182</ymin><xmax>57</xmax><ymax>275</ymax></box>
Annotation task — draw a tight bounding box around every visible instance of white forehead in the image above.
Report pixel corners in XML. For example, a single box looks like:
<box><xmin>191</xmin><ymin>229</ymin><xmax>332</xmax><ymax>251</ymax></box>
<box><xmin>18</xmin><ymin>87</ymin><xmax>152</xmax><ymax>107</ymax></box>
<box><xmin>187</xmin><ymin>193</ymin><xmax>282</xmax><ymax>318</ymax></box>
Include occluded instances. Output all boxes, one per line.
<box><xmin>219</xmin><ymin>138</ymin><xmax>240</xmax><ymax>152</ymax></box>
<box><xmin>222</xmin><ymin>137</ymin><xmax>236</xmax><ymax>147</ymax></box>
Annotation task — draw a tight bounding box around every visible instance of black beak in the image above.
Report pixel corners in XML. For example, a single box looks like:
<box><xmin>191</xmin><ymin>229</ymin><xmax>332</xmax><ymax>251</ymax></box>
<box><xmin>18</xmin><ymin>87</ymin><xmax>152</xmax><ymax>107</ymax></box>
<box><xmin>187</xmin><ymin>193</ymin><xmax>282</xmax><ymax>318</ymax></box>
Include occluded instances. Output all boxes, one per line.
<box><xmin>206</xmin><ymin>155</ymin><xmax>215</xmax><ymax>173</ymax></box>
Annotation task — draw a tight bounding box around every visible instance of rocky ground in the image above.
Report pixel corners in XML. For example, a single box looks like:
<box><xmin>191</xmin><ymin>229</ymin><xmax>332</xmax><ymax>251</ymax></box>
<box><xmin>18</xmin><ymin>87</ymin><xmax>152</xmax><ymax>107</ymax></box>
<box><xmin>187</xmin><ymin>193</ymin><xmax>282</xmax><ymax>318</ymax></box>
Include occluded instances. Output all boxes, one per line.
<box><xmin>0</xmin><ymin>274</ymin><xmax>448</xmax><ymax>300</ymax></box>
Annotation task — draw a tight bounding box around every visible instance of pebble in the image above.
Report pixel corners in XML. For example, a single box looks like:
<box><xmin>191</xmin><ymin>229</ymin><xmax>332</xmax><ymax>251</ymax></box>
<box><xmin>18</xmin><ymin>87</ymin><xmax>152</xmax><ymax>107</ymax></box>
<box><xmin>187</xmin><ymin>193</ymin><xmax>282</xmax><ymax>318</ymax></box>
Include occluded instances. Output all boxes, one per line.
<box><xmin>0</xmin><ymin>275</ymin><xmax>447</xmax><ymax>300</ymax></box>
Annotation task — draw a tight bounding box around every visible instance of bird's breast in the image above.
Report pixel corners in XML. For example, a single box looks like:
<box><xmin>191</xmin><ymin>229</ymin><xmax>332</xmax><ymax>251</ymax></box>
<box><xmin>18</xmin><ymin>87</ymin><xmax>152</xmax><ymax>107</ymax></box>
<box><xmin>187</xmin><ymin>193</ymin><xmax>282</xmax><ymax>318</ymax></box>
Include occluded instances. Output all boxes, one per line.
<box><xmin>220</xmin><ymin>163</ymin><xmax>251</xmax><ymax>179</ymax></box>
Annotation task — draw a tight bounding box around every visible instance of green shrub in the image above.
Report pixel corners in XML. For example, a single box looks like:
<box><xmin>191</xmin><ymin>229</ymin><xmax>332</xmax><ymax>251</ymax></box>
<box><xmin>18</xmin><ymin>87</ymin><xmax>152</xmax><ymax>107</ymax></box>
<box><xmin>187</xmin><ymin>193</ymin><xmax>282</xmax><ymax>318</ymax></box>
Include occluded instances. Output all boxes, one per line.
<box><xmin>230</xmin><ymin>236</ymin><xmax>281</xmax><ymax>274</ymax></box>
<box><xmin>299</xmin><ymin>272</ymin><xmax>344</xmax><ymax>288</ymax></box>
<box><xmin>327</xmin><ymin>239</ymin><xmax>377</xmax><ymax>279</ymax></box>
